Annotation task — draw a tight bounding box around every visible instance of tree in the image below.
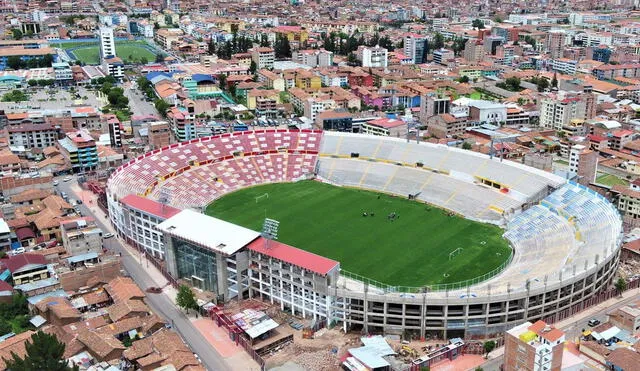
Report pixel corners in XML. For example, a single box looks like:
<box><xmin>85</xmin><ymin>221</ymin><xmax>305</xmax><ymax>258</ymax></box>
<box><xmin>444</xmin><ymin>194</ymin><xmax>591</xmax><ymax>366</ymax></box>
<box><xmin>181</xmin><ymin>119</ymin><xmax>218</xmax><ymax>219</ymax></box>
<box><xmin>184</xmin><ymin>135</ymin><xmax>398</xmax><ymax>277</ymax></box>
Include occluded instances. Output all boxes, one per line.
<box><xmin>472</xmin><ymin>19</ymin><xmax>485</xmax><ymax>29</ymax></box>
<box><xmin>274</xmin><ymin>35</ymin><xmax>292</xmax><ymax>59</ymax></box>
<box><xmin>6</xmin><ymin>56</ymin><xmax>24</xmax><ymax>70</ymax></box>
<box><xmin>504</xmin><ymin>76</ymin><xmax>521</xmax><ymax>91</ymax></box>
<box><xmin>176</xmin><ymin>285</ymin><xmax>198</xmax><ymax>313</ymax></box>
<box><xmin>462</xmin><ymin>142</ymin><xmax>472</xmax><ymax>150</ymax></box>
<box><xmin>140</xmin><ymin>56</ymin><xmax>149</xmax><ymax>65</ymax></box>
<box><xmin>458</xmin><ymin>75</ymin><xmax>470</xmax><ymax>83</ymax></box>
<box><xmin>3</xmin><ymin>331</ymin><xmax>76</xmax><ymax>371</ymax></box>
<box><xmin>483</xmin><ymin>340</ymin><xmax>496</xmax><ymax>357</ymax></box>
<box><xmin>249</xmin><ymin>60</ymin><xmax>257</xmax><ymax>74</ymax></box>
<box><xmin>615</xmin><ymin>278</ymin><xmax>627</xmax><ymax>294</ymax></box>
<box><xmin>11</xmin><ymin>29</ymin><xmax>23</xmax><ymax>40</ymax></box>
<box><xmin>218</xmin><ymin>74</ymin><xmax>227</xmax><ymax>91</ymax></box>
<box><xmin>551</xmin><ymin>73</ymin><xmax>558</xmax><ymax>89</ymax></box>
<box><xmin>154</xmin><ymin>99</ymin><xmax>170</xmax><ymax>117</ymax></box>
<box><xmin>432</xmin><ymin>33</ymin><xmax>445</xmax><ymax>50</ymax></box>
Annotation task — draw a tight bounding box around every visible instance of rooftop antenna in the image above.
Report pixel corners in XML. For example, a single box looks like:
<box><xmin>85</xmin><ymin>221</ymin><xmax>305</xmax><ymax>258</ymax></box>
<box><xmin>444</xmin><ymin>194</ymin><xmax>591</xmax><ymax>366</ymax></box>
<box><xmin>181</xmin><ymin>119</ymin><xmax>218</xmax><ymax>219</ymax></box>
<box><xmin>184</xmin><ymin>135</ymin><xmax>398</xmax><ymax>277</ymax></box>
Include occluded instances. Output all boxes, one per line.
<box><xmin>158</xmin><ymin>188</ymin><xmax>172</xmax><ymax>214</ymax></box>
<box><xmin>261</xmin><ymin>218</ymin><xmax>280</xmax><ymax>249</ymax></box>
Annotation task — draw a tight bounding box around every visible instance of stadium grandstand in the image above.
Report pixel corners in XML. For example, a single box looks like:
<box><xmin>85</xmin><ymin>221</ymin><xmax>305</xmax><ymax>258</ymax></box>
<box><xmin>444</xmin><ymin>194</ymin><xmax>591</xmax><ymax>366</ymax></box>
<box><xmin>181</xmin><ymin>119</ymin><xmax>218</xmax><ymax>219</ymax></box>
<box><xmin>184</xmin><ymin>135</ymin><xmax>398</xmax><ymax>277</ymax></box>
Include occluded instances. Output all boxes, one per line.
<box><xmin>106</xmin><ymin>130</ymin><xmax>622</xmax><ymax>339</ymax></box>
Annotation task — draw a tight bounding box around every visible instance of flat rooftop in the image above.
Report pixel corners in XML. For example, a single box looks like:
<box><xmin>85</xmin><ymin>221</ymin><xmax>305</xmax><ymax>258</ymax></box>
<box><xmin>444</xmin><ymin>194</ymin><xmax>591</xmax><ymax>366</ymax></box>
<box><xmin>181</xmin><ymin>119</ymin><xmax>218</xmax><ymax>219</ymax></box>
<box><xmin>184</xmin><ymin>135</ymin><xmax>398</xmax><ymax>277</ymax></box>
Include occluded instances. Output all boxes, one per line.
<box><xmin>156</xmin><ymin>210</ymin><xmax>260</xmax><ymax>256</ymax></box>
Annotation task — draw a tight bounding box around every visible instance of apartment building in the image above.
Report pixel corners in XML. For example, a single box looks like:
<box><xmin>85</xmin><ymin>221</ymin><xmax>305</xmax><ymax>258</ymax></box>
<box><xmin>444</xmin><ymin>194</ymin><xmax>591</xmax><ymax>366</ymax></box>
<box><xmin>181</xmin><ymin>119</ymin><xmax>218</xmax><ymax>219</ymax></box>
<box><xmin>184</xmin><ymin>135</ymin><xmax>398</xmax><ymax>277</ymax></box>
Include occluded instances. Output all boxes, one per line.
<box><xmin>57</xmin><ymin>129</ymin><xmax>98</xmax><ymax>171</ymax></box>
<box><xmin>504</xmin><ymin>320</ymin><xmax>565</xmax><ymax>371</ymax></box>
<box><xmin>251</xmin><ymin>47</ymin><xmax>275</xmax><ymax>69</ymax></box>
<box><xmin>147</xmin><ymin>121</ymin><xmax>172</xmax><ymax>150</ymax></box>
<box><xmin>8</xmin><ymin>123</ymin><xmax>58</xmax><ymax>149</ymax></box>
<box><xmin>60</xmin><ymin>218</ymin><xmax>103</xmax><ymax>256</ymax></box>
<box><xmin>292</xmin><ymin>49</ymin><xmax>333</xmax><ymax>67</ymax></box>
<box><xmin>403</xmin><ymin>34</ymin><xmax>427</xmax><ymax>64</ymax></box>
<box><xmin>99</xmin><ymin>26</ymin><xmax>116</xmax><ymax>59</ymax></box>
<box><xmin>568</xmin><ymin>144</ymin><xmax>597</xmax><ymax>186</ymax></box>
<box><xmin>154</xmin><ymin>28</ymin><xmax>184</xmax><ymax>49</ymax></box>
<box><xmin>539</xmin><ymin>91</ymin><xmax>596</xmax><ymax>130</ymax></box>
<box><xmin>357</xmin><ymin>45</ymin><xmax>388</xmax><ymax>68</ymax></box>
<box><xmin>427</xmin><ymin>112</ymin><xmax>469</xmax><ymax>138</ymax></box>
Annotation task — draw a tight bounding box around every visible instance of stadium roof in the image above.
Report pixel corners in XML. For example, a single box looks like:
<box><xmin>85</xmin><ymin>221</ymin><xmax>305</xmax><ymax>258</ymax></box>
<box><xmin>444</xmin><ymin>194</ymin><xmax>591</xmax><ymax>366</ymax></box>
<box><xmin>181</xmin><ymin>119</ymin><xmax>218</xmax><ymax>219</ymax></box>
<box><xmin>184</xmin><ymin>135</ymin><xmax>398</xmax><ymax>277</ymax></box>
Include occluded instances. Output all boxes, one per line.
<box><xmin>156</xmin><ymin>210</ymin><xmax>260</xmax><ymax>256</ymax></box>
<box><xmin>246</xmin><ymin>237</ymin><xmax>339</xmax><ymax>276</ymax></box>
<box><xmin>120</xmin><ymin>195</ymin><xmax>181</xmax><ymax>220</ymax></box>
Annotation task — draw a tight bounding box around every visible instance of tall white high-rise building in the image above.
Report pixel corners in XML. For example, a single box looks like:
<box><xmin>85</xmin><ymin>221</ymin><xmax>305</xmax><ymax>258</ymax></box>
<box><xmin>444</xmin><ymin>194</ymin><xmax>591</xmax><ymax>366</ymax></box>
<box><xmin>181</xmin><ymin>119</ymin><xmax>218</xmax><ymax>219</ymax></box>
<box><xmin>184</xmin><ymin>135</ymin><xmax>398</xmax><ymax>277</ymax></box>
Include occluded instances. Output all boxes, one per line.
<box><xmin>99</xmin><ymin>27</ymin><xmax>116</xmax><ymax>59</ymax></box>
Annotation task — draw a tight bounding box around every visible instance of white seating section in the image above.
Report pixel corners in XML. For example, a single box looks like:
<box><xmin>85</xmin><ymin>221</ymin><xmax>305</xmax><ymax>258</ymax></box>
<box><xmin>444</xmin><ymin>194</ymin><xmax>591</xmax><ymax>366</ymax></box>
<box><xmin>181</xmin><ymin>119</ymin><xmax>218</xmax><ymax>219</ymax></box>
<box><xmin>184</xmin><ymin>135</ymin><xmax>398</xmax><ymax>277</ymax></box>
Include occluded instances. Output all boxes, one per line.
<box><xmin>320</xmin><ymin>132</ymin><xmax>565</xmax><ymax>199</ymax></box>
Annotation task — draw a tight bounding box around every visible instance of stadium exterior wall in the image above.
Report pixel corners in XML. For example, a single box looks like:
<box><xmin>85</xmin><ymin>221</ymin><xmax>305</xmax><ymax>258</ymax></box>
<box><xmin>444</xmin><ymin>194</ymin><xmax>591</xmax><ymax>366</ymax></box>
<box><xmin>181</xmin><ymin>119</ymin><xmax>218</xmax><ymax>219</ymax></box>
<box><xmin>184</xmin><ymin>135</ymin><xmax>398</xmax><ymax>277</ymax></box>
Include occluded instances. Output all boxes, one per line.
<box><xmin>104</xmin><ymin>130</ymin><xmax>621</xmax><ymax>339</ymax></box>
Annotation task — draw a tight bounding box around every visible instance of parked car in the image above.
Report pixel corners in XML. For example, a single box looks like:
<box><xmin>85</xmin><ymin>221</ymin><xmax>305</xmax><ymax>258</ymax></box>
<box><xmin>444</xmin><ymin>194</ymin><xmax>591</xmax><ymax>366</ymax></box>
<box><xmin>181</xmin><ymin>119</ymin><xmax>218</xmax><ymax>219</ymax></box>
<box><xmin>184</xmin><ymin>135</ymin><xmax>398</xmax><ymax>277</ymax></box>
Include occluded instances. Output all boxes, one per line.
<box><xmin>588</xmin><ymin>319</ymin><xmax>601</xmax><ymax>327</ymax></box>
<box><xmin>103</xmin><ymin>233</ymin><xmax>114</xmax><ymax>239</ymax></box>
<box><xmin>53</xmin><ymin>180</ymin><xmax>59</xmax><ymax>186</ymax></box>
<box><xmin>63</xmin><ymin>176</ymin><xmax>72</xmax><ymax>182</ymax></box>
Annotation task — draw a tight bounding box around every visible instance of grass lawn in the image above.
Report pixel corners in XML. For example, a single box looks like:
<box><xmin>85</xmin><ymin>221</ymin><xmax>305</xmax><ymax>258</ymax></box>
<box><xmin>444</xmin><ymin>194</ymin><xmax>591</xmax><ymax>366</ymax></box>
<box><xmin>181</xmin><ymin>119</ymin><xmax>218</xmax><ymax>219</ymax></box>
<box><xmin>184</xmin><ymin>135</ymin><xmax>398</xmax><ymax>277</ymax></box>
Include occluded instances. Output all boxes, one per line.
<box><xmin>469</xmin><ymin>91</ymin><xmax>483</xmax><ymax>100</ymax></box>
<box><xmin>206</xmin><ymin>181</ymin><xmax>511</xmax><ymax>287</ymax></box>
<box><xmin>67</xmin><ymin>41</ymin><xmax>156</xmax><ymax>65</ymax></box>
<box><xmin>596</xmin><ymin>173</ymin><xmax>629</xmax><ymax>187</ymax></box>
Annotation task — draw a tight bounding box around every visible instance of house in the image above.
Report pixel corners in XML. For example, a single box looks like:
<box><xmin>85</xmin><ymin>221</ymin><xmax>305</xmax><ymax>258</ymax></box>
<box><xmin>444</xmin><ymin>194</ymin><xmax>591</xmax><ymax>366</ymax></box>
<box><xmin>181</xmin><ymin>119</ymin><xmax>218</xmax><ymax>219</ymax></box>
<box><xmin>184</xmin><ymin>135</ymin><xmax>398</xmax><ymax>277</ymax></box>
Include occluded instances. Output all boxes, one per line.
<box><xmin>34</xmin><ymin>296</ymin><xmax>82</xmax><ymax>326</ymax></box>
<box><xmin>0</xmin><ymin>253</ymin><xmax>49</xmax><ymax>286</ymax></box>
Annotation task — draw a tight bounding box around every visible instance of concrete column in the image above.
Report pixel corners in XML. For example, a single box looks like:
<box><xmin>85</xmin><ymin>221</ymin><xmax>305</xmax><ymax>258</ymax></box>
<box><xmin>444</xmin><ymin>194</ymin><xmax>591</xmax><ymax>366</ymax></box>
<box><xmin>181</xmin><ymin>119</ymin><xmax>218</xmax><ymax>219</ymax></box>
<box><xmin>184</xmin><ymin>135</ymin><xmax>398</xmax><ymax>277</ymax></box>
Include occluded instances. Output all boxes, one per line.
<box><xmin>215</xmin><ymin>253</ymin><xmax>228</xmax><ymax>301</ymax></box>
<box><xmin>164</xmin><ymin>235</ymin><xmax>178</xmax><ymax>279</ymax></box>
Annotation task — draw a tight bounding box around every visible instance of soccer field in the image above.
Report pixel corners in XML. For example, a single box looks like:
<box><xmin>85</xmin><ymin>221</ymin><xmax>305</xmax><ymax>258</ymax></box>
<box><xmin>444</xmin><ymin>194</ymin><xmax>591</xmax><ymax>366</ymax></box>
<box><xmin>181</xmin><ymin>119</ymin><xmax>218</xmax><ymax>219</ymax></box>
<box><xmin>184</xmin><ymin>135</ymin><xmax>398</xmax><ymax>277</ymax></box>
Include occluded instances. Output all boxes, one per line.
<box><xmin>62</xmin><ymin>41</ymin><xmax>157</xmax><ymax>65</ymax></box>
<box><xmin>206</xmin><ymin>181</ymin><xmax>512</xmax><ymax>287</ymax></box>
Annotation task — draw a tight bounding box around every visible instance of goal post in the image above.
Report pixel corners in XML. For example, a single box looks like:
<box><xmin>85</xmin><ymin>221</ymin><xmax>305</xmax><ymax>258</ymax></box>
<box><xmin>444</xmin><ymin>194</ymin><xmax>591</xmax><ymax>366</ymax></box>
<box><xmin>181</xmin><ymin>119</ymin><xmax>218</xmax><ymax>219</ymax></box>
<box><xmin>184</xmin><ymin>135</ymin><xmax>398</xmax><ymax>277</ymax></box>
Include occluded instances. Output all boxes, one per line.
<box><xmin>449</xmin><ymin>247</ymin><xmax>463</xmax><ymax>260</ymax></box>
<box><xmin>255</xmin><ymin>193</ymin><xmax>269</xmax><ymax>203</ymax></box>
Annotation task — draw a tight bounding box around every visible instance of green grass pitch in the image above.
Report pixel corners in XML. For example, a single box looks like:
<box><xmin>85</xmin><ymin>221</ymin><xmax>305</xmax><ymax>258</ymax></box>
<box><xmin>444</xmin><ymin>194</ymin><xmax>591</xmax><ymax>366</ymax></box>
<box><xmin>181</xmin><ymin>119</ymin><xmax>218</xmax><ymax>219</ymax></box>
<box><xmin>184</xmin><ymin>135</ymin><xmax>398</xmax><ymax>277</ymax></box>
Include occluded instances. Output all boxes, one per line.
<box><xmin>206</xmin><ymin>181</ymin><xmax>512</xmax><ymax>287</ymax></box>
<box><xmin>61</xmin><ymin>41</ymin><xmax>156</xmax><ymax>65</ymax></box>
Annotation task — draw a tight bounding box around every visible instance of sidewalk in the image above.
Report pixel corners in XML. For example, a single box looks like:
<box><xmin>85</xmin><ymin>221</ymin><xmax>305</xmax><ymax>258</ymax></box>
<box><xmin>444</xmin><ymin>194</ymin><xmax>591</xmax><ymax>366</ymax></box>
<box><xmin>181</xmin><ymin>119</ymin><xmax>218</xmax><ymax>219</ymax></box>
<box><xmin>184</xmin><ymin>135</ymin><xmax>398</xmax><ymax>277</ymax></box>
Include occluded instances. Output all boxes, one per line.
<box><xmin>71</xmin><ymin>185</ymin><xmax>179</xmax><ymax>302</ymax></box>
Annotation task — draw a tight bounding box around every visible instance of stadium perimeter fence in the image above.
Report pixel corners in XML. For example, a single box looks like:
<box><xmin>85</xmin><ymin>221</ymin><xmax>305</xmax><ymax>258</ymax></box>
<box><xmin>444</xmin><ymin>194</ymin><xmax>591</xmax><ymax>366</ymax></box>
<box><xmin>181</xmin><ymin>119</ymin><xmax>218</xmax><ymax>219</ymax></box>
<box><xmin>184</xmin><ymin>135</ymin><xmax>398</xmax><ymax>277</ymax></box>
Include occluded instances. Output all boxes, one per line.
<box><xmin>339</xmin><ymin>249</ymin><xmax>514</xmax><ymax>294</ymax></box>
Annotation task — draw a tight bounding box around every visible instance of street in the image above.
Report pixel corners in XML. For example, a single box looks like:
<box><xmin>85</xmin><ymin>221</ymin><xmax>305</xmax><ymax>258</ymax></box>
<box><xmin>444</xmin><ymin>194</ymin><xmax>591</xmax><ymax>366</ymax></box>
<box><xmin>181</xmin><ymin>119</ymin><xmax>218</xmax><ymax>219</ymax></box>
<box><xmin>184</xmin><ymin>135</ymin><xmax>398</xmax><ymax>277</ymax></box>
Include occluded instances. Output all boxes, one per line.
<box><xmin>57</xmin><ymin>177</ymin><xmax>232</xmax><ymax>371</ymax></box>
<box><xmin>124</xmin><ymin>82</ymin><xmax>160</xmax><ymax>117</ymax></box>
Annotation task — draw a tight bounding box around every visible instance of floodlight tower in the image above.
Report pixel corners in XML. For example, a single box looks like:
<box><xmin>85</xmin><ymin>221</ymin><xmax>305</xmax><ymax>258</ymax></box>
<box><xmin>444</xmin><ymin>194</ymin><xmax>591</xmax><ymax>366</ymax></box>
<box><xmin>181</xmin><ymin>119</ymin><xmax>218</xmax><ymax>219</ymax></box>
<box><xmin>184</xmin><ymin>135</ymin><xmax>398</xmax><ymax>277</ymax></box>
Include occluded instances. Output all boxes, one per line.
<box><xmin>261</xmin><ymin>218</ymin><xmax>280</xmax><ymax>249</ymax></box>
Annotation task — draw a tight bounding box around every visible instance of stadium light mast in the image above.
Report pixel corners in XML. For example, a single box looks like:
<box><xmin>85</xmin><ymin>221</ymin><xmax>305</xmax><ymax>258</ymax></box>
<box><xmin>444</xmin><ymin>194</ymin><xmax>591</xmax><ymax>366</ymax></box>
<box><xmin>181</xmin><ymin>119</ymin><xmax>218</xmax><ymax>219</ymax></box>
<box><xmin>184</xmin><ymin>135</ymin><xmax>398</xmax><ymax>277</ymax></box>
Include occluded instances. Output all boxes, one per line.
<box><xmin>261</xmin><ymin>218</ymin><xmax>280</xmax><ymax>249</ymax></box>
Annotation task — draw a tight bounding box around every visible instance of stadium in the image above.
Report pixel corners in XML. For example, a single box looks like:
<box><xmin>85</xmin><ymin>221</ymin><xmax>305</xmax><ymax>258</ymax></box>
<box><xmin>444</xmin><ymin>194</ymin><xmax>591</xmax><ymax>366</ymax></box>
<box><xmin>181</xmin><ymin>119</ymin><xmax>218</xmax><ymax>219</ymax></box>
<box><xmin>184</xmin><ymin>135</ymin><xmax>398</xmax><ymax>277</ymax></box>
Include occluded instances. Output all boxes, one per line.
<box><xmin>106</xmin><ymin>129</ymin><xmax>622</xmax><ymax>339</ymax></box>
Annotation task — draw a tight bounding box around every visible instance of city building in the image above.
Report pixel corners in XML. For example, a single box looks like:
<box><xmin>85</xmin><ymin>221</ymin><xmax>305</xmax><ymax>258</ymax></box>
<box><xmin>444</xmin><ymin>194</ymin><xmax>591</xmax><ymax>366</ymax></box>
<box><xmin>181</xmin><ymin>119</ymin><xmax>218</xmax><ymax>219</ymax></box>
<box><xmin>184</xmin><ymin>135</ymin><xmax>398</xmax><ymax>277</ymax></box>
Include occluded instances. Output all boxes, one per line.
<box><xmin>57</xmin><ymin>129</ymin><xmax>98</xmax><ymax>171</ymax></box>
<box><xmin>568</xmin><ymin>144</ymin><xmax>597</xmax><ymax>186</ymax></box>
<box><xmin>403</xmin><ymin>34</ymin><xmax>427</xmax><ymax>64</ymax></box>
<box><xmin>52</xmin><ymin>62</ymin><xmax>73</xmax><ymax>83</ymax></box>
<box><xmin>251</xmin><ymin>47</ymin><xmax>275</xmax><ymax>69</ymax></box>
<box><xmin>468</xmin><ymin>100</ymin><xmax>508</xmax><ymax>124</ymax></box>
<box><xmin>292</xmin><ymin>49</ymin><xmax>333</xmax><ymax>67</ymax></box>
<box><xmin>117</xmin><ymin>195</ymin><xmax>181</xmax><ymax>259</ymax></box>
<box><xmin>427</xmin><ymin>112</ymin><xmax>469</xmax><ymax>138</ymax></box>
<box><xmin>432</xmin><ymin>48</ymin><xmax>454</xmax><ymax>66</ymax></box>
<box><xmin>99</xmin><ymin>27</ymin><xmax>116</xmax><ymax>59</ymax></box>
<box><xmin>60</xmin><ymin>218</ymin><xmax>103</xmax><ymax>256</ymax></box>
<box><xmin>8</xmin><ymin>123</ymin><xmax>59</xmax><ymax>149</ymax></box>
<box><xmin>0</xmin><ymin>47</ymin><xmax>55</xmax><ymax>70</ymax></box>
<box><xmin>609</xmin><ymin>129</ymin><xmax>634</xmax><ymax>150</ymax></box>
<box><xmin>154</xmin><ymin>28</ymin><xmax>184</xmax><ymax>50</ymax></box>
<box><xmin>539</xmin><ymin>91</ymin><xmax>596</xmax><ymax>130</ymax></box>
<box><xmin>103</xmin><ymin>56</ymin><xmax>124</xmax><ymax>79</ymax></box>
<box><xmin>504</xmin><ymin>320</ymin><xmax>565</xmax><ymax>371</ymax></box>
<box><xmin>419</xmin><ymin>93</ymin><xmax>451</xmax><ymax>123</ymax></box>
<box><xmin>357</xmin><ymin>45</ymin><xmax>388</xmax><ymax>68</ymax></box>
<box><xmin>0</xmin><ymin>219</ymin><xmax>10</xmax><ymax>252</ymax></box>
<box><xmin>463</xmin><ymin>39</ymin><xmax>486</xmax><ymax>63</ymax></box>
<box><xmin>147</xmin><ymin>121</ymin><xmax>171</xmax><ymax>150</ymax></box>
<box><xmin>546</xmin><ymin>30</ymin><xmax>566</xmax><ymax>59</ymax></box>
<box><xmin>361</xmin><ymin>117</ymin><xmax>406</xmax><ymax>137</ymax></box>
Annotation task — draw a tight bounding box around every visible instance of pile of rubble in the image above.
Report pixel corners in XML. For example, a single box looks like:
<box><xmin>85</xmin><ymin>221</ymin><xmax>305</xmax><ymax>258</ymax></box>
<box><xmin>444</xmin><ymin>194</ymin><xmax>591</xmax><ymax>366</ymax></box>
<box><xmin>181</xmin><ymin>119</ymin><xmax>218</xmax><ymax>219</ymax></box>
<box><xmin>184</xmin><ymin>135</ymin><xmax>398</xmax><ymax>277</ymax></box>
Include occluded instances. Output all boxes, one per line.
<box><xmin>617</xmin><ymin>259</ymin><xmax>640</xmax><ymax>279</ymax></box>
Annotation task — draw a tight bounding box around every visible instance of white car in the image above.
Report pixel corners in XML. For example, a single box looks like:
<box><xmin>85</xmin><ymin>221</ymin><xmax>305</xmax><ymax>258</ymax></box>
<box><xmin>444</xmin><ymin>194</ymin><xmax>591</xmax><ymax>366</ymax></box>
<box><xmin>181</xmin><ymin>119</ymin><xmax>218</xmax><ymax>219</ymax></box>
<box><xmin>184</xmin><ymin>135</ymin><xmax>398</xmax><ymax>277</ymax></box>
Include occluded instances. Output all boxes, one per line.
<box><xmin>63</xmin><ymin>176</ymin><xmax>72</xmax><ymax>182</ymax></box>
<box><xmin>53</xmin><ymin>180</ymin><xmax>59</xmax><ymax>186</ymax></box>
<box><xmin>103</xmin><ymin>233</ymin><xmax>115</xmax><ymax>239</ymax></box>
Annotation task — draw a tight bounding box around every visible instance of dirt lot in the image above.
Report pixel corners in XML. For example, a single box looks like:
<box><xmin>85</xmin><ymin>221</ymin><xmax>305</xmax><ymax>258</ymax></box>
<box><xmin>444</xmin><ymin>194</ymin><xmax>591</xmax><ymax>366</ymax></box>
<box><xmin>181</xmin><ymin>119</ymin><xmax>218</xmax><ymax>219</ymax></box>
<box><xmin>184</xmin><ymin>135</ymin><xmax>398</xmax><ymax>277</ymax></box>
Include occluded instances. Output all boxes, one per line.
<box><xmin>266</xmin><ymin>327</ymin><xmax>360</xmax><ymax>371</ymax></box>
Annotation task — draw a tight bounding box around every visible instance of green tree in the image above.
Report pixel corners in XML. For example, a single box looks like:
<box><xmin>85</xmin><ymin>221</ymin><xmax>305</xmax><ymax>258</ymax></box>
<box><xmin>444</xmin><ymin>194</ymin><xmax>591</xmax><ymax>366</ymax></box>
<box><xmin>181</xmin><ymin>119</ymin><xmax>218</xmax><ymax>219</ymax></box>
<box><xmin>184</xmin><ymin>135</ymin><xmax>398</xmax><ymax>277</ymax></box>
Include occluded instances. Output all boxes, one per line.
<box><xmin>462</xmin><ymin>142</ymin><xmax>472</xmax><ymax>150</ymax></box>
<box><xmin>155</xmin><ymin>99</ymin><xmax>170</xmax><ymax>117</ymax></box>
<box><xmin>432</xmin><ymin>33</ymin><xmax>445</xmax><ymax>50</ymax></box>
<box><xmin>274</xmin><ymin>35</ymin><xmax>292</xmax><ymax>59</ymax></box>
<box><xmin>218</xmin><ymin>74</ymin><xmax>227</xmax><ymax>91</ymax></box>
<box><xmin>140</xmin><ymin>56</ymin><xmax>149</xmax><ymax>65</ymax></box>
<box><xmin>504</xmin><ymin>76</ymin><xmax>521</xmax><ymax>91</ymax></box>
<box><xmin>472</xmin><ymin>19</ymin><xmax>485</xmax><ymax>29</ymax></box>
<box><xmin>176</xmin><ymin>285</ymin><xmax>198</xmax><ymax>313</ymax></box>
<box><xmin>6</xmin><ymin>56</ymin><xmax>24</xmax><ymax>70</ymax></box>
<box><xmin>458</xmin><ymin>75</ymin><xmax>470</xmax><ymax>83</ymax></box>
<box><xmin>551</xmin><ymin>73</ymin><xmax>558</xmax><ymax>89</ymax></box>
<box><xmin>483</xmin><ymin>340</ymin><xmax>496</xmax><ymax>357</ymax></box>
<box><xmin>3</xmin><ymin>331</ymin><xmax>76</xmax><ymax>371</ymax></box>
<box><xmin>615</xmin><ymin>278</ymin><xmax>627</xmax><ymax>294</ymax></box>
<box><xmin>27</xmin><ymin>80</ymin><xmax>37</xmax><ymax>87</ymax></box>
<box><xmin>249</xmin><ymin>60</ymin><xmax>257</xmax><ymax>74</ymax></box>
<box><xmin>11</xmin><ymin>29</ymin><xmax>23</xmax><ymax>40</ymax></box>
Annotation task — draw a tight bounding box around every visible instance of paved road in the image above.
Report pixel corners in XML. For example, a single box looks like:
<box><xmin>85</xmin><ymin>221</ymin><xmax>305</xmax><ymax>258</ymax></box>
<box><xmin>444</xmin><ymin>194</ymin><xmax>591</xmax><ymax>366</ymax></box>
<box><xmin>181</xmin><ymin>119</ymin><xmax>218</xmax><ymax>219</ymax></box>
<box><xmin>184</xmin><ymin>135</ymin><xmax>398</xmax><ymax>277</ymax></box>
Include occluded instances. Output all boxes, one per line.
<box><xmin>57</xmin><ymin>177</ymin><xmax>230</xmax><ymax>371</ymax></box>
<box><xmin>125</xmin><ymin>83</ymin><xmax>159</xmax><ymax>117</ymax></box>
